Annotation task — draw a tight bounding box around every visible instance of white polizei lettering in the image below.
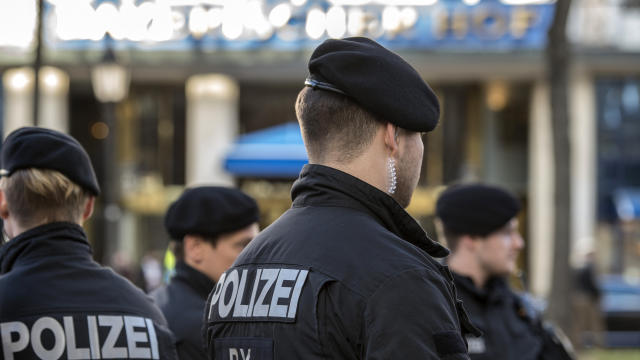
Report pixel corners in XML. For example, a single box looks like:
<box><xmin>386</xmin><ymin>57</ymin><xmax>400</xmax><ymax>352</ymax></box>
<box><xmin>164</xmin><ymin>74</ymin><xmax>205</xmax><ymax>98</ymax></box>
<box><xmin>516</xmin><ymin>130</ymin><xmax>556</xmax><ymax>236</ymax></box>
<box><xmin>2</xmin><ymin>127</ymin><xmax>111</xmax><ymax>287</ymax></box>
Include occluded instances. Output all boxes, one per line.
<box><xmin>228</xmin><ymin>348</ymin><xmax>252</xmax><ymax>360</ymax></box>
<box><xmin>287</xmin><ymin>270</ymin><xmax>309</xmax><ymax>318</ymax></box>
<box><xmin>124</xmin><ymin>316</ymin><xmax>151</xmax><ymax>359</ymax></box>
<box><xmin>209</xmin><ymin>272</ymin><xmax>227</xmax><ymax>320</ymax></box>
<box><xmin>229</xmin><ymin>348</ymin><xmax>239</xmax><ymax>360</ymax></box>
<box><xmin>219</xmin><ymin>269</ymin><xmax>240</xmax><ymax>318</ymax></box>
<box><xmin>246</xmin><ymin>269</ymin><xmax>262</xmax><ymax>315</ymax></box>
<box><xmin>144</xmin><ymin>319</ymin><xmax>160</xmax><ymax>360</ymax></box>
<box><xmin>252</xmin><ymin>268</ymin><xmax>279</xmax><ymax>317</ymax></box>
<box><xmin>87</xmin><ymin>316</ymin><xmax>101</xmax><ymax>359</ymax></box>
<box><xmin>269</xmin><ymin>269</ymin><xmax>299</xmax><ymax>317</ymax></box>
<box><xmin>64</xmin><ymin>316</ymin><xmax>91</xmax><ymax>359</ymax></box>
<box><xmin>31</xmin><ymin>317</ymin><xmax>65</xmax><ymax>359</ymax></box>
<box><xmin>210</xmin><ymin>272</ymin><xmax>227</xmax><ymax>307</ymax></box>
<box><xmin>99</xmin><ymin>315</ymin><xmax>127</xmax><ymax>358</ymax></box>
<box><xmin>1</xmin><ymin>315</ymin><xmax>158</xmax><ymax>360</ymax></box>
<box><xmin>233</xmin><ymin>269</ymin><xmax>250</xmax><ymax>317</ymax></box>
<box><xmin>1</xmin><ymin>321</ymin><xmax>29</xmax><ymax>360</ymax></box>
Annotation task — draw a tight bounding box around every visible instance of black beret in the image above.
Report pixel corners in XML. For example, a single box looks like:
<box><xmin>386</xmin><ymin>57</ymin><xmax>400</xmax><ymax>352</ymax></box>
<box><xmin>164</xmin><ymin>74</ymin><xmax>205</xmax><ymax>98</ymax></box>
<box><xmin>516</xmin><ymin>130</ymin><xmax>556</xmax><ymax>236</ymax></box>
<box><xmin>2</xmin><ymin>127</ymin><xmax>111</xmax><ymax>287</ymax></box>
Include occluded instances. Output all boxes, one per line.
<box><xmin>306</xmin><ymin>37</ymin><xmax>439</xmax><ymax>132</ymax></box>
<box><xmin>165</xmin><ymin>186</ymin><xmax>259</xmax><ymax>240</ymax></box>
<box><xmin>0</xmin><ymin>127</ymin><xmax>100</xmax><ymax>196</ymax></box>
<box><xmin>436</xmin><ymin>184</ymin><xmax>520</xmax><ymax>237</ymax></box>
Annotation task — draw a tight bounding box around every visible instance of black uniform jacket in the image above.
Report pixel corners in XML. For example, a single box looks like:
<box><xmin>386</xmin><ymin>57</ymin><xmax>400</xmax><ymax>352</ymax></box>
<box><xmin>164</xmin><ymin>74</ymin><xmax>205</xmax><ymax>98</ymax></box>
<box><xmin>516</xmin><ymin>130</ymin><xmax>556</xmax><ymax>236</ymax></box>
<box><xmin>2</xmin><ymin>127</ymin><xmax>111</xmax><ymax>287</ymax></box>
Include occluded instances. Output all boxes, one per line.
<box><xmin>0</xmin><ymin>222</ymin><xmax>178</xmax><ymax>360</ymax></box>
<box><xmin>152</xmin><ymin>261</ymin><xmax>214</xmax><ymax>360</ymax></box>
<box><xmin>204</xmin><ymin>165</ymin><xmax>476</xmax><ymax>360</ymax></box>
<box><xmin>452</xmin><ymin>272</ymin><xmax>543</xmax><ymax>360</ymax></box>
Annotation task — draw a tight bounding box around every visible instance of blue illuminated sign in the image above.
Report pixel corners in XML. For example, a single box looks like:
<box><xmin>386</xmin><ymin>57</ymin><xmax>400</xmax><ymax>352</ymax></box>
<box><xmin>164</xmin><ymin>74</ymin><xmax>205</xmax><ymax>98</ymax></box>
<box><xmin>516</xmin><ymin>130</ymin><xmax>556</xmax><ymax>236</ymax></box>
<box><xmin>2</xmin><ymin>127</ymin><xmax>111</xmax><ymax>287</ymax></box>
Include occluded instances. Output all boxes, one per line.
<box><xmin>44</xmin><ymin>0</ymin><xmax>555</xmax><ymax>52</ymax></box>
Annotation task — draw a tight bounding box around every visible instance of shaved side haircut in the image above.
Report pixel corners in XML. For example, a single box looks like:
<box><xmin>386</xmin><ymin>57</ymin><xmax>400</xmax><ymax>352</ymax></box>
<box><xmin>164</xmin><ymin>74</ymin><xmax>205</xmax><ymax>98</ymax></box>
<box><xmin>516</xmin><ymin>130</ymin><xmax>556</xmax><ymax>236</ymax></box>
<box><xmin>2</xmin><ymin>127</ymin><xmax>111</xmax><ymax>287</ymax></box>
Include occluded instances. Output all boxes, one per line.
<box><xmin>295</xmin><ymin>87</ymin><xmax>381</xmax><ymax>163</ymax></box>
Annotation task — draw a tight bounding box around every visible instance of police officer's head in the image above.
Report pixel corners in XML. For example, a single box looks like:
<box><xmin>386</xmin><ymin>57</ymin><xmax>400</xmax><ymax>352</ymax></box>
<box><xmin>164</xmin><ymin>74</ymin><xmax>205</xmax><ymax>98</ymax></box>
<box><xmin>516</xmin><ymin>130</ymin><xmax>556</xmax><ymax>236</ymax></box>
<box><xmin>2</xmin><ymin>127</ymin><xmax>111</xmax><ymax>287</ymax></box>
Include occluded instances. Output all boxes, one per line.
<box><xmin>296</xmin><ymin>37</ymin><xmax>439</xmax><ymax>208</ymax></box>
<box><xmin>164</xmin><ymin>186</ymin><xmax>259</xmax><ymax>282</ymax></box>
<box><xmin>435</xmin><ymin>184</ymin><xmax>524</xmax><ymax>279</ymax></box>
<box><xmin>0</xmin><ymin>127</ymin><xmax>99</xmax><ymax>239</ymax></box>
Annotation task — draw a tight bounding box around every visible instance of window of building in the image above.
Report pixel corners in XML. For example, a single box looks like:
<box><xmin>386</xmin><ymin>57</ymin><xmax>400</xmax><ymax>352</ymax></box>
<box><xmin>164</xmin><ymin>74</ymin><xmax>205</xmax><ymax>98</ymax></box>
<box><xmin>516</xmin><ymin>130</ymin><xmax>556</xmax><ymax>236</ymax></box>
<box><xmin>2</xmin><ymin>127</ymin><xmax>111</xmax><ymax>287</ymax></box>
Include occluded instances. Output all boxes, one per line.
<box><xmin>596</xmin><ymin>77</ymin><xmax>640</xmax><ymax>221</ymax></box>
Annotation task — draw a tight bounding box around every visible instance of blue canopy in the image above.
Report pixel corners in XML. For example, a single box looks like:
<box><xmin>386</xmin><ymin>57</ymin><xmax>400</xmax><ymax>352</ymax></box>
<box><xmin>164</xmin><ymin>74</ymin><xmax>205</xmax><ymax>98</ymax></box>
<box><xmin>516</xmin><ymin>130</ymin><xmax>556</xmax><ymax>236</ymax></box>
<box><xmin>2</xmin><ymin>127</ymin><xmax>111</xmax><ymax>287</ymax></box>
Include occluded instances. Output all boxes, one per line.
<box><xmin>224</xmin><ymin>122</ymin><xmax>308</xmax><ymax>178</ymax></box>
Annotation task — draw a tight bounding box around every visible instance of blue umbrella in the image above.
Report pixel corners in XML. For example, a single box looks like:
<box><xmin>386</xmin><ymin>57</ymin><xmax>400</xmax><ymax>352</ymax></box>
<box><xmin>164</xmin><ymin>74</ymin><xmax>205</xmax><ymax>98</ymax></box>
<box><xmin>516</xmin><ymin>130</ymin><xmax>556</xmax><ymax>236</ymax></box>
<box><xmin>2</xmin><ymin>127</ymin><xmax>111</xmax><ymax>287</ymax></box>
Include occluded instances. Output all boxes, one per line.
<box><xmin>224</xmin><ymin>122</ymin><xmax>308</xmax><ymax>178</ymax></box>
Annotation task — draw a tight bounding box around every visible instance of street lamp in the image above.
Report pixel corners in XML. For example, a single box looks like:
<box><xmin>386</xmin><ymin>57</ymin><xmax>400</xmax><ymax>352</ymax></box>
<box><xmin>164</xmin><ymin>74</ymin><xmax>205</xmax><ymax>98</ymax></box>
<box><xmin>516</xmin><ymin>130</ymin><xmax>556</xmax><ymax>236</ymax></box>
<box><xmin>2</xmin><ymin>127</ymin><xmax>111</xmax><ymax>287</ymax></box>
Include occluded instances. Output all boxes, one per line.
<box><xmin>91</xmin><ymin>47</ymin><xmax>130</xmax><ymax>103</ymax></box>
<box><xmin>91</xmin><ymin>42</ymin><xmax>130</xmax><ymax>264</ymax></box>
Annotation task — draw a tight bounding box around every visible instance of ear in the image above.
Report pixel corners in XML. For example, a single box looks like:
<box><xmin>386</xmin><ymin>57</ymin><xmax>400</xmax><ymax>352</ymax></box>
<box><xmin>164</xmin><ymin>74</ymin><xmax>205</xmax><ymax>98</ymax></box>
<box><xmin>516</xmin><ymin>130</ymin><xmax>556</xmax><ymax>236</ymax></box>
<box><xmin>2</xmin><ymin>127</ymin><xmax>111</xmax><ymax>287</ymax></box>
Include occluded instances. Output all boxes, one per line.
<box><xmin>183</xmin><ymin>235</ymin><xmax>205</xmax><ymax>264</ymax></box>
<box><xmin>383</xmin><ymin>122</ymin><xmax>399</xmax><ymax>157</ymax></box>
<box><xmin>458</xmin><ymin>235</ymin><xmax>477</xmax><ymax>251</ymax></box>
<box><xmin>82</xmin><ymin>196</ymin><xmax>95</xmax><ymax>222</ymax></box>
<box><xmin>0</xmin><ymin>190</ymin><xmax>9</xmax><ymax>220</ymax></box>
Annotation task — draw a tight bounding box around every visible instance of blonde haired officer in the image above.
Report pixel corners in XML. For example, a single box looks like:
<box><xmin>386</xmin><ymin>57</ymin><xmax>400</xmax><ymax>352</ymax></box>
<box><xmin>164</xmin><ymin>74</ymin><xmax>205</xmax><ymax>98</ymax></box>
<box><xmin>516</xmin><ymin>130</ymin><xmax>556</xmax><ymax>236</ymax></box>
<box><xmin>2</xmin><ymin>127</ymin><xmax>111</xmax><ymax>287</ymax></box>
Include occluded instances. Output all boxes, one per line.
<box><xmin>0</xmin><ymin>127</ymin><xmax>177</xmax><ymax>360</ymax></box>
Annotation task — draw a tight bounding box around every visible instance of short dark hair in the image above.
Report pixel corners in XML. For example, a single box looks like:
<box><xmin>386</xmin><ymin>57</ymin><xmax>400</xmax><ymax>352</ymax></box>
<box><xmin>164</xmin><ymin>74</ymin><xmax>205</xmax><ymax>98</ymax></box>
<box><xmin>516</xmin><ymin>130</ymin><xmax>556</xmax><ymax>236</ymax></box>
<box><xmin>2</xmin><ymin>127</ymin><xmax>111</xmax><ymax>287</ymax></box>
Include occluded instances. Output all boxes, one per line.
<box><xmin>444</xmin><ymin>227</ymin><xmax>469</xmax><ymax>252</ymax></box>
<box><xmin>170</xmin><ymin>236</ymin><xmax>220</xmax><ymax>261</ymax></box>
<box><xmin>295</xmin><ymin>87</ymin><xmax>381</xmax><ymax>163</ymax></box>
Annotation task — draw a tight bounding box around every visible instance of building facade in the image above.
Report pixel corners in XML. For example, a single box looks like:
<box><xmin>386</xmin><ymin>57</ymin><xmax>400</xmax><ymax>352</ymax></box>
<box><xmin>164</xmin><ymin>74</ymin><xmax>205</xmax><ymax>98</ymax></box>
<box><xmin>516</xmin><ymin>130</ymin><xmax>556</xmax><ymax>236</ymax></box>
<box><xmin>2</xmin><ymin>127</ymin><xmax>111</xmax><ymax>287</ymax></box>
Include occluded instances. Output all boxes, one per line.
<box><xmin>1</xmin><ymin>0</ymin><xmax>639</xmax><ymax>298</ymax></box>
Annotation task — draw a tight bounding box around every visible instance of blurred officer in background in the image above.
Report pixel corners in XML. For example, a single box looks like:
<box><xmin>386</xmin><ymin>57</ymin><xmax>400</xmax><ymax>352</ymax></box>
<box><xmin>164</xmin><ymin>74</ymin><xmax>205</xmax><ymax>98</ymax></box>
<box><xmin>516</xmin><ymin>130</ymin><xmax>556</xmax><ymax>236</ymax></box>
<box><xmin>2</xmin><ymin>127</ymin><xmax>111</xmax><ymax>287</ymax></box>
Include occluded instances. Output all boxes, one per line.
<box><xmin>152</xmin><ymin>186</ymin><xmax>259</xmax><ymax>360</ymax></box>
<box><xmin>204</xmin><ymin>37</ymin><xmax>478</xmax><ymax>360</ymax></box>
<box><xmin>436</xmin><ymin>183</ymin><xmax>574</xmax><ymax>360</ymax></box>
<box><xmin>0</xmin><ymin>127</ymin><xmax>177</xmax><ymax>360</ymax></box>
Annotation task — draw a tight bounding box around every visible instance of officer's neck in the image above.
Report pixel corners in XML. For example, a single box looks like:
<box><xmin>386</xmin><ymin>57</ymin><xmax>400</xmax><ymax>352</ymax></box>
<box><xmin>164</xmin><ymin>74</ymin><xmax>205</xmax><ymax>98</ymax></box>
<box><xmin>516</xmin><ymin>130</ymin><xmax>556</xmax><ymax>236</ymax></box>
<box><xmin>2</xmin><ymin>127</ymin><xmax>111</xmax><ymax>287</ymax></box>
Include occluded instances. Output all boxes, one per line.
<box><xmin>2</xmin><ymin>217</ymin><xmax>41</xmax><ymax>239</ymax></box>
<box><xmin>319</xmin><ymin>141</ymin><xmax>389</xmax><ymax>196</ymax></box>
<box><xmin>448</xmin><ymin>252</ymin><xmax>489</xmax><ymax>289</ymax></box>
<box><xmin>3</xmin><ymin>216</ymin><xmax>83</xmax><ymax>240</ymax></box>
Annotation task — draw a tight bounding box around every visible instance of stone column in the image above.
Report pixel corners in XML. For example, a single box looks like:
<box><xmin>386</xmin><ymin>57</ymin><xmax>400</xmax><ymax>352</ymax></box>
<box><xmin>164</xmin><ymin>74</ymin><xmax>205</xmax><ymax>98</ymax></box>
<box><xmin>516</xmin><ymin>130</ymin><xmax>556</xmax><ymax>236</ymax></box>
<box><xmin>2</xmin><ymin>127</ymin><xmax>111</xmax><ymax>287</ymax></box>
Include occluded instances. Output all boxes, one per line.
<box><xmin>528</xmin><ymin>80</ymin><xmax>554</xmax><ymax>298</ymax></box>
<box><xmin>528</xmin><ymin>71</ymin><xmax>597</xmax><ymax>296</ymax></box>
<box><xmin>38</xmin><ymin>67</ymin><xmax>70</xmax><ymax>133</ymax></box>
<box><xmin>569</xmin><ymin>68</ymin><xmax>597</xmax><ymax>266</ymax></box>
<box><xmin>2</xmin><ymin>66</ymin><xmax>69</xmax><ymax>137</ymax></box>
<box><xmin>185</xmin><ymin>74</ymin><xmax>238</xmax><ymax>186</ymax></box>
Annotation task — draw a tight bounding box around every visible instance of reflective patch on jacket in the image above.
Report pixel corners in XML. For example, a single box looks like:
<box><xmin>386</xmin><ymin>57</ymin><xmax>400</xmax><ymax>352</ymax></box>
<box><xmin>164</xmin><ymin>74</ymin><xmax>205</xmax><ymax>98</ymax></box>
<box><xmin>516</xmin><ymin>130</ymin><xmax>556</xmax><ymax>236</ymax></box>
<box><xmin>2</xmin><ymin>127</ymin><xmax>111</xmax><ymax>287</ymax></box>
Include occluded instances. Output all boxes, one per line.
<box><xmin>466</xmin><ymin>335</ymin><xmax>487</xmax><ymax>354</ymax></box>
<box><xmin>207</xmin><ymin>266</ymin><xmax>309</xmax><ymax>323</ymax></box>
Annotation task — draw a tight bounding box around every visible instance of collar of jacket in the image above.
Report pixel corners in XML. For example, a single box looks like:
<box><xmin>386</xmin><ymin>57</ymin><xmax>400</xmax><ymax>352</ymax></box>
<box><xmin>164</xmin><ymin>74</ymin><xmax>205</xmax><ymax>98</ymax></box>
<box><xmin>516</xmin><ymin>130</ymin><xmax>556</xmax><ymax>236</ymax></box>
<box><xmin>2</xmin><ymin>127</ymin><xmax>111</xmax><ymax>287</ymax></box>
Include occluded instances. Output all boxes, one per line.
<box><xmin>172</xmin><ymin>261</ymin><xmax>216</xmax><ymax>299</ymax></box>
<box><xmin>291</xmin><ymin>164</ymin><xmax>449</xmax><ymax>258</ymax></box>
<box><xmin>452</xmin><ymin>271</ymin><xmax>511</xmax><ymax>303</ymax></box>
<box><xmin>0</xmin><ymin>222</ymin><xmax>91</xmax><ymax>274</ymax></box>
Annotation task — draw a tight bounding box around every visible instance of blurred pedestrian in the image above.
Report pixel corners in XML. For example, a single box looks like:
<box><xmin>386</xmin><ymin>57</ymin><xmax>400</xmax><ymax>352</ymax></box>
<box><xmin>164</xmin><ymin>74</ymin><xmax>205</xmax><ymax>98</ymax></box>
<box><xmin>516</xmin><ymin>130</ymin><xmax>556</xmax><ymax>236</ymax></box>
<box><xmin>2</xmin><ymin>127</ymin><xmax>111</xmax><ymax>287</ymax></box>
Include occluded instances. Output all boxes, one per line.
<box><xmin>110</xmin><ymin>249</ymin><xmax>142</xmax><ymax>287</ymax></box>
<box><xmin>436</xmin><ymin>183</ymin><xmax>574</xmax><ymax>360</ymax></box>
<box><xmin>152</xmin><ymin>186</ymin><xmax>259</xmax><ymax>360</ymax></box>
<box><xmin>140</xmin><ymin>251</ymin><xmax>164</xmax><ymax>292</ymax></box>
<box><xmin>571</xmin><ymin>251</ymin><xmax>604</xmax><ymax>349</ymax></box>
<box><xmin>0</xmin><ymin>127</ymin><xmax>177</xmax><ymax>359</ymax></box>
<box><xmin>203</xmin><ymin>37</ymin><xmax>478</xmax><ymax>359</ymax></box>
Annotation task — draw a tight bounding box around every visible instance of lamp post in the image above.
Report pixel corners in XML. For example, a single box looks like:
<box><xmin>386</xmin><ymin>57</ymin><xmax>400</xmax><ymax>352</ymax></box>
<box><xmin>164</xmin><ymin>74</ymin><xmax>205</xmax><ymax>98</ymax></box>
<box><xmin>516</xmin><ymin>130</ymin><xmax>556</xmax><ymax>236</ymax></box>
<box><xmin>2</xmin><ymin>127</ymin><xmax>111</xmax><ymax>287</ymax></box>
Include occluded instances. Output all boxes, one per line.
<box><xmin>91</xmin><ymin>41</ymin><xmax>130</xmax><ymax>264</ymax></box>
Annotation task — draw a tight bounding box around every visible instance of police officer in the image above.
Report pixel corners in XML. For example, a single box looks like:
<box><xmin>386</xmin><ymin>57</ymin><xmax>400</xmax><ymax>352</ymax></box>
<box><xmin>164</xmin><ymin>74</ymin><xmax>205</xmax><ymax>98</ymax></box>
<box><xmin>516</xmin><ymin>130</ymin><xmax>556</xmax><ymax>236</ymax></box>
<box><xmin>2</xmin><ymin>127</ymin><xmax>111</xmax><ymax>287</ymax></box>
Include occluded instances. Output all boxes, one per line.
<box><xmin>436</xmin><ymin>183</ymin><xmax>574</xmax><ymax>360</ymax></box>
<box><xmin>204</xmin><ymin>37</ymin><xmax>478</xmax><ymax>359</ymax></box>
<box><xmin>152</xmin><ymin>187</ymin><xmax>259</xmax><ymax>360</ymax></box>
<box><xmin>0</xmin><ymin>127</ymin><xmax>177</xmax><ymax>360</ymax></box>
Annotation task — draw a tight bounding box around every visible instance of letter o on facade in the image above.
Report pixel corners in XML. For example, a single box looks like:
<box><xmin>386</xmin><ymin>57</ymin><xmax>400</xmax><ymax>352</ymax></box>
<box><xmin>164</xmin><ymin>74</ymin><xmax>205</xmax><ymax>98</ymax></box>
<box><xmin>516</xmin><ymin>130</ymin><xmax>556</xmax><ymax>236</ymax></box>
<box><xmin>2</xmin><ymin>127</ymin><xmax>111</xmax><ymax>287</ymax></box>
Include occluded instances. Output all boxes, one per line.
<box><xmin>31</xmin><ymin>317</ymin><xmax>66</xmax><ymax>359</ymax></box>
<box><xmin>219</xmin><ymin>269</ymin><xmax>239</xmax><ymax>318</ymax></box>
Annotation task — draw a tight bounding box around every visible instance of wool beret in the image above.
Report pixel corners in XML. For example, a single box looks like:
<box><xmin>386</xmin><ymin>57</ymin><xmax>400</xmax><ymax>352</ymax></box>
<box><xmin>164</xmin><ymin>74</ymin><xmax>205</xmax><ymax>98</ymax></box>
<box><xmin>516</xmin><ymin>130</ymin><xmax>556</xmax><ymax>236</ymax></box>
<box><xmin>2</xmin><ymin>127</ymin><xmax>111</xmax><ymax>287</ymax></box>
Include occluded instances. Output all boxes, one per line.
<box><xmin>436</xmin><ymin>184</ymin><xmax>520</xmax><ymax>237</ymax></box>
<box><xmin>0</xmin><ymin>127</ymin><xmax>100</xmax><ymax>196</ymax></box>
<box><xmin>306</xmin><ymin>37</ymin><xmax>439</xmax><ymax>132</ymax></box>
<box><xmin>164</xmin><ymin>186</ymin><xmax>259</xmax><ymax>240</ymax></box>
